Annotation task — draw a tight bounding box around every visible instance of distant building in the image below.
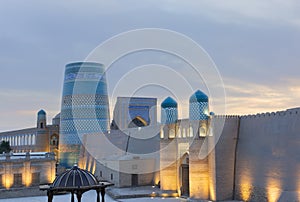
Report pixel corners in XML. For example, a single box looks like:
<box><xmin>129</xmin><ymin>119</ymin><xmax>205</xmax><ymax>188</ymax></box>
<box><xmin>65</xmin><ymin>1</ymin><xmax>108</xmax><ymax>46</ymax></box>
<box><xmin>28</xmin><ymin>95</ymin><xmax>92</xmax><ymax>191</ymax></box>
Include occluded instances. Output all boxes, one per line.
<box><xmin>111</xmin><ymin>97</ymin><xmax>157</xmax><ymax>130</ymax></box>
<box><xmin>0</xmin><ymin>110</ymin><xmax>60</xmax><ymax>158</ymax></box>
<box><xmin>0</xmin><ymin>152</ymin><xmax>56</xmax><ymax>189</ymax></box>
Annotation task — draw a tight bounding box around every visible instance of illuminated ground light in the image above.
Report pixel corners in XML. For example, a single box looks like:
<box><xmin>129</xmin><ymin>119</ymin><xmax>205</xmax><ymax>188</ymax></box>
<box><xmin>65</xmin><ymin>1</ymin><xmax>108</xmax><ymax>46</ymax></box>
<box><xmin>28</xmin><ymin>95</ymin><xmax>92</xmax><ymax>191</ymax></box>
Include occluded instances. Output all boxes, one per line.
<box><xmin>3</xmin><ymin>174</ymin><xmax>13</xmax><ymax>189</ymax></box>
<box><xmin>209</xmin><ymin>181</ymin><xmax>216</xmax><ymax>201</ymax></box>
<box><xmin>267</xmin><ymin>187</ymin><xmax>281</xmax><ymax>202</ymax></box>
<box><xmin>239</xmin><ymin>179</ymin><xmax>253</xmax><ymax>201</ymax></box>
<box><xmin>297</xmin><ymin>165</ymin><xmax>300</xmax><ymax>201</ymax></box>
<box><xmin>160</xmin><ymin>193</ymin><xmax>179</xmax><ymax>198</ymax></box>
<box><xmin>266</xmin><ymin>178</ymin><xmax>282</xmax><ymax>202</ymax></box>
<box><xmin>47</xmin><ymin>169</ymin><xmax>56</xmax><ymax>183</ymax></box>
<box><xmin>240</xmin><ymin>183</ymin><xmax>252</xmax><ymax>201</ymax></box>
<box><xmin>24</xmin><ymin>172</ymin><xmax>32</xmax><ymax>187</ymax></box>
<box><xmin>239</xmin><ymin>170</ymin><xmax>253</xmax><ymax>201</ymax></box>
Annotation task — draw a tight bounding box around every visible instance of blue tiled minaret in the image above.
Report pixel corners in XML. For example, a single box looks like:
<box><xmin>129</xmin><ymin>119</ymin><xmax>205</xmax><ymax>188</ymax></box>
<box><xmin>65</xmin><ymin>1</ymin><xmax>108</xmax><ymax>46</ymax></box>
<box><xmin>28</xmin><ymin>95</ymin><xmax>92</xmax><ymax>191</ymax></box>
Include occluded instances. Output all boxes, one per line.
<box><xmin>59</xmin><ymin>62</ymin><xmax>110</xmax><ymax>168</ymax></box>
<box><xmin>189</xmin><ymin>90</ymin><xmax>209</xmax><ymax>121</ymax></box>
<box><xmin>161</xmin><ymin>97</ymin><xmax>178</xmax><ymax>124</ymax></box>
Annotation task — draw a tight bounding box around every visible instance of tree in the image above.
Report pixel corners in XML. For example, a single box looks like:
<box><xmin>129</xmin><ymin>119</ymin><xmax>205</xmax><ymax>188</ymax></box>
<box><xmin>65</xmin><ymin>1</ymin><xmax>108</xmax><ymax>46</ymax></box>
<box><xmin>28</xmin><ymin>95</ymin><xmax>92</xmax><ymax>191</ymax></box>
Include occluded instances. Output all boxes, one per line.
<box><xmin>0</xmin><ymin>140</ymin><xmax>12</xmax><ymax>154</ymax></box>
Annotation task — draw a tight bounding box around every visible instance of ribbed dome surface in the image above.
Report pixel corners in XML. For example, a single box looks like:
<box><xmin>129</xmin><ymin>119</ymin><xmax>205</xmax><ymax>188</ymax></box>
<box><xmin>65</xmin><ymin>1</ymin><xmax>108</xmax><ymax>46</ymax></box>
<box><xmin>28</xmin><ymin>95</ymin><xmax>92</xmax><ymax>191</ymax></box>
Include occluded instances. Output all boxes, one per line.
<box><xmin>52</xmin><ymin>165</ymin><xmax>98</xmax><ymax>188</ymax></box>
<box><xmin>161</xmin><ymin>97</ymin><xmax>177</xmax><ymax>108</ymax></box>
<box><xmin>189</xmin><ymin>90</ymin><xmax>208</xmax><ymax>103</ymax></box>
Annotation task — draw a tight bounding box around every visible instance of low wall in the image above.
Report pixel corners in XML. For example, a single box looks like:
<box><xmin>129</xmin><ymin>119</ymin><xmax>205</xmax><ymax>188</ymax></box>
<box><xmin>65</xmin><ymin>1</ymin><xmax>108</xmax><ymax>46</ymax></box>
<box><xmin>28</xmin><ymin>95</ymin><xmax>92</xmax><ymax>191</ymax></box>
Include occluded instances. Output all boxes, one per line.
<box><xmin>0</xmin><ymin>186</ymin><xmax>47</xmax><ymax>199</ymax></box>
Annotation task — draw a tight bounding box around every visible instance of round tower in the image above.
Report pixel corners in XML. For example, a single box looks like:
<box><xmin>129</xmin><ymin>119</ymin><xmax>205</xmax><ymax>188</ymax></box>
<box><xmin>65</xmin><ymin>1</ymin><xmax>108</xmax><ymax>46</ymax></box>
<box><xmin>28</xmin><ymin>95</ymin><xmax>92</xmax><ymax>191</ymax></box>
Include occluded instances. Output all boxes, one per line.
<box><xmin>160</xmin><ymin>97</ymin><xmax>178</xmax><ymax>139</ymax></box>
<box><xmin>37</xmin><ymin>109</ymin><xmax>46</xmax><ymax>129</ymax></box>
<box><xmin>36</xmin><ymin>109</ymin><xmax>50</xmax><ymax>152</ymax></box>
<box><xmin>189</xmin><ymin>90</ymin><xmax>209</xmax><ymax>121</ymax></box>
<box><xmin>59</xmin><ymin>62</ymin><xmax>110</xmax><ymax>168</ymax></box>
<box><xmin>161</xmin><ymin>97</ymin><xmax>178</xmax><ymax>124</ymax></box>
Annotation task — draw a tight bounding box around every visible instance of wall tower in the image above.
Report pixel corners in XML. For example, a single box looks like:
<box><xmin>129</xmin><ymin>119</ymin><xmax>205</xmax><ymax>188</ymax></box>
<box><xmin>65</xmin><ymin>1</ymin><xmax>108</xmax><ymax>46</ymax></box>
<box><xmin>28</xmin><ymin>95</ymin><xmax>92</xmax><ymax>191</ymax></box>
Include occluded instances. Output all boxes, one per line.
<box><xmin>37</xmin><ymin>109</ymin><xmax>46</xmax><ymax>129</ymax></box>
<box><xmin>161</xmin><ymin>97</ymin><xmax>178</xmax><ymax>125</ymax></box>
<box><xmin>189</xmin><ymin>90</ymin><xmax>209</xmax><ymax>121</ymax></box>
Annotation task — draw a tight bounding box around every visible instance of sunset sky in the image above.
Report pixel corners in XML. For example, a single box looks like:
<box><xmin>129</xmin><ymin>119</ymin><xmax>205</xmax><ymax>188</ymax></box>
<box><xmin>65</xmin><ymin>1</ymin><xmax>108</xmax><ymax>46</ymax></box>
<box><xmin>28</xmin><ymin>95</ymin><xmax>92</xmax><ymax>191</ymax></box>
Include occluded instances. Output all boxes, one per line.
<box><xmin>0</xmin><ymin>0</ymin><xmax>300</xmax><ymax>132</ymax></box>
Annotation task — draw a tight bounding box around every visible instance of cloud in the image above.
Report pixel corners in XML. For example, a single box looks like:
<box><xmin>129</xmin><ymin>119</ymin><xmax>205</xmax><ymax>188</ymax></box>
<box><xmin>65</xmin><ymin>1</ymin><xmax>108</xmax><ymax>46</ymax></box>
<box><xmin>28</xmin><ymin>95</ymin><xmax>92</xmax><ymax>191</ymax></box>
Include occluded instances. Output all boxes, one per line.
<box><xmin>0</xmin><ymin>89</ymin><xmax>60</xmax><ymax>132</ymax></box>
<box><xmin>0</xmin><ymin>0</ymin><xmax>299</xmax><ymax>131</ymax></box>
<box><xmin>223</xmin><ymin>77</ymin><xmax>300</xmax><ymax>115</ymax></box>
<box><xmin>159</xmin><ymin>0</ymin><xmax>300</xmax><ymax>27</ymax></box>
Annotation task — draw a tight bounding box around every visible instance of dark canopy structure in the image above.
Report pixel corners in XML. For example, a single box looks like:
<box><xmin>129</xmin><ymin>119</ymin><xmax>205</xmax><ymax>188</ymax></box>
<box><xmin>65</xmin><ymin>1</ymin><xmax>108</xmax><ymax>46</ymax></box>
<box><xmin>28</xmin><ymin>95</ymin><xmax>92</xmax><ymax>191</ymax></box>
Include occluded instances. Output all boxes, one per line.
<box><xmin>40</xmin><ymin>165</ymin><xmax>113</xmax><ymax>202</ymax></box>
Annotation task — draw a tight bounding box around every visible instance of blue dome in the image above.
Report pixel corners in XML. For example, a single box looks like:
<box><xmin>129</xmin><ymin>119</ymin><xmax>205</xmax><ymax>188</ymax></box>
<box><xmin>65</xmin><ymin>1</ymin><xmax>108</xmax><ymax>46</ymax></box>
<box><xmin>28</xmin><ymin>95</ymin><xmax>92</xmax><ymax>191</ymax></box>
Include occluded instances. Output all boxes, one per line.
<box><xmin>38</xmin><ymin>110</ymin><xmax>46</xmax><ymax>115</ymax></box>
<box><xmin>189</xmin><ymin>90</ymin><xmax>208</xmax><ymax>103</ymax></box>
<box><xmin>161</xmin><ymin>97</ymin><xmax>178</xmax><ymax>108</ymax></box>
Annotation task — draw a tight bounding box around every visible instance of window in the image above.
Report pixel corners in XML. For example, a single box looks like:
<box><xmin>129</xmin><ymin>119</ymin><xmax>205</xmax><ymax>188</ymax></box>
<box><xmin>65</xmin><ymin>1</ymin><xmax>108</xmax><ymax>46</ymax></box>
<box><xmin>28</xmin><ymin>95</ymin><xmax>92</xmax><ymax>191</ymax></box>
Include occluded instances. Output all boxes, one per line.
<box><xmin>199</xmin><ymin>127</ymin><xmax>206</xmax><ymax>137</ymax></box>
<box><xmin>0</xmin><ymin>174</ymin><xmax>2</xmax><ymax>188</ymax></box>
<box><xmin>169</xmin><ymin>129</ymin><xmax>175</xmax><ymax>138</ymax></box>
<box><xmin>32</xmin><ymin>135</ymin><xmax>36</xmax><ymax>145</ymax></box>
<box><xmin>13</xmin><ymin>173</ymin><xmax>22</xmax><ymax>186</ymax></box>
<box><xmin>40</xmin><ymin>123</ymin><xmax>43</xmax><ymax>128</ymax></box>
<box><xmin>160</xmin><ymin>128</ymin><xmax>164</xmax><ymax>139</ymax></box>
<box><xmin>177</xmin><ymin>128</ymin><xmax>181</xmax><ymax>138</ymax></box>
<box><xmin>111</xmin><ymin>173</ymin><xmax>113</xmax><ymax>180</ymax></box>
<box><xmin>50</xmin><ymin>135</ymin><xmax>58</xmax><ymax>146</ymax></box>
<box><xmin>189</xmin><ymin>126</ymin><xmax>193</xmax><ymax>137</ymax></box>
<box><xmin>32</xmin><ymin>173</ymin><xmax>40</xmax><ymax>185</ymax></box>
<box><xmin>100</xmin><ymin>171</ymin><xmax>102</xmax><ymax>177</ymax></box>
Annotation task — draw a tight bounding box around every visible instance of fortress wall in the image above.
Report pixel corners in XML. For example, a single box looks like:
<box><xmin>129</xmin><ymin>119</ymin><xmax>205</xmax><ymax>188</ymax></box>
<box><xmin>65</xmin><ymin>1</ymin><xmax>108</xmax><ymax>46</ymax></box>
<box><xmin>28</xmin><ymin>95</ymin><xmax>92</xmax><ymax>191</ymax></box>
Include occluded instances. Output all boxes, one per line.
<box><xmin>235</xmin><ymin>108</ymin><xmax>300</xmax><ymax>201</ymax></box>
<box><xmin>212</xmin><ymin>116</ymin><xmax>240</xmax><ymax>200</ymax></box>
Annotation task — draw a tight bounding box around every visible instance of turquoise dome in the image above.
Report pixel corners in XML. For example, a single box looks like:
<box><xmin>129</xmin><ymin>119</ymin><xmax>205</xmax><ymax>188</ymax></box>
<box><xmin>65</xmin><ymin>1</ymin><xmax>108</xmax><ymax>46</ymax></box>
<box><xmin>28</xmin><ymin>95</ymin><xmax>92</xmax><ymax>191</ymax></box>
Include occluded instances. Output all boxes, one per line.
<box><xmin>189</xmin><ymin>90</ymin><xmax>208</xmax><ymax>103</ymax></box>
<box><xmin>161</xmin><ymin>97</ymin><xmax>178</xmax><ymax>108</ymax></box>
<box><xmin>38</xmin><ymin>109</ymin><xmax>46</xmax><ymax>115</ymax></box>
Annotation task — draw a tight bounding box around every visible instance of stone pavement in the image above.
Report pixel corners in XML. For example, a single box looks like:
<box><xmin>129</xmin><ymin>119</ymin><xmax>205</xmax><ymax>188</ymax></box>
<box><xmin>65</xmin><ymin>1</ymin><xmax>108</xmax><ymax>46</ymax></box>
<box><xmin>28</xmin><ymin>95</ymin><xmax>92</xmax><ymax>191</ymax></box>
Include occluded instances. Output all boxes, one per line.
<box><xmin>0</xmin><ymin>186</ymin><xmax>243</xmax><ymax>202</ymax></box>
<box><xmin>107</xmin><ymin>186</ymin><xmax>243</xmax><ymax>202</ymax></box>
<box><xmin>107</xmin><ymin>186</ymin><xmax>178</xmax><ymax>199</ymax></box>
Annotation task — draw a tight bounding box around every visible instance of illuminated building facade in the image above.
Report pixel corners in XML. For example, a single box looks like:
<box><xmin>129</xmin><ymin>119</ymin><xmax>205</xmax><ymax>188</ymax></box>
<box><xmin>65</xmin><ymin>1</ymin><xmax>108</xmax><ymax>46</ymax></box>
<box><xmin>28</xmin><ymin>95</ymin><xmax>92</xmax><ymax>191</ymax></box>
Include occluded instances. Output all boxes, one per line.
<box><xmin>0</xmin><ymin>110</ymin><xmax>60</xmax><ymax>157</ymax></box>
<box><xmin>160</xmin><ymin>90</ymin><xmax>300</xmax><ymax>202</ymax></box>
<box><xmin>0</xmin><ymin>152</ymin><xmax>56</xmax><ymax>189</ymax></box>
<box><xmin>2</xmin><ymin>61</ymin><xmax>300</xmax><ymax>201</ymax></box>
<box><xmin>160</xmin><ymin>90</ymin><xmax>211</xmax><ymax>198</ymax></box>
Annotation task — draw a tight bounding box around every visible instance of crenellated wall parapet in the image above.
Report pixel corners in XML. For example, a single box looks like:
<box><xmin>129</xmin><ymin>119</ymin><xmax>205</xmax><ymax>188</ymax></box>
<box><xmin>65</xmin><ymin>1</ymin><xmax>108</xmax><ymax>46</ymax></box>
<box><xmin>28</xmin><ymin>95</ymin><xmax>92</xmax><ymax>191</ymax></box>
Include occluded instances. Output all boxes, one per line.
<box><xmin>240</xmin><ymin>107</ymin><xmax>300</xmax><ymax>119</ymax></box>
<box><xmin>211</xmin><ymin>115</ymin><xmax>240</xmax><ymax>119</ymax></box>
